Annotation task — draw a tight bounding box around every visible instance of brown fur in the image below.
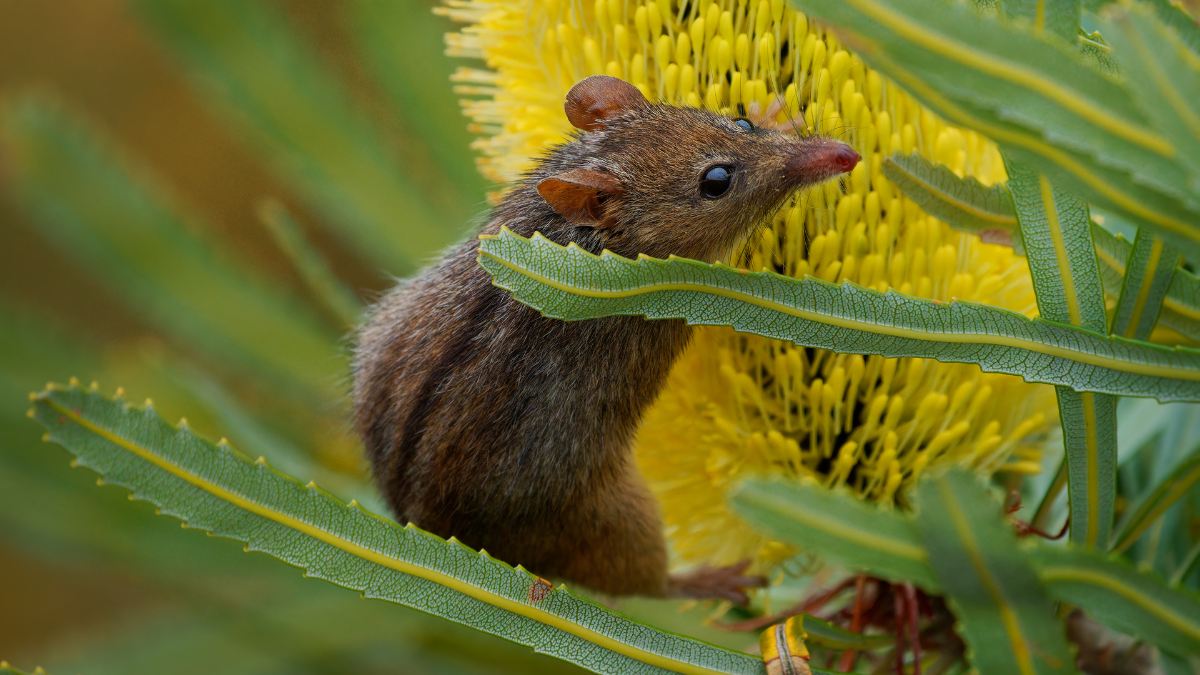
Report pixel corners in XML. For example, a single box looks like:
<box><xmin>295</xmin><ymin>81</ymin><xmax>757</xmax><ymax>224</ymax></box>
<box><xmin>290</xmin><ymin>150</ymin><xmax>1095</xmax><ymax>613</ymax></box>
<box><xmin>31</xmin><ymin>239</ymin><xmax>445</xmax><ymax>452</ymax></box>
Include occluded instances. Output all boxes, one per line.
<box><xmin>354</xmin><ymin>77</ymin><xmax>856</xmax><ymax>598</ymax></box>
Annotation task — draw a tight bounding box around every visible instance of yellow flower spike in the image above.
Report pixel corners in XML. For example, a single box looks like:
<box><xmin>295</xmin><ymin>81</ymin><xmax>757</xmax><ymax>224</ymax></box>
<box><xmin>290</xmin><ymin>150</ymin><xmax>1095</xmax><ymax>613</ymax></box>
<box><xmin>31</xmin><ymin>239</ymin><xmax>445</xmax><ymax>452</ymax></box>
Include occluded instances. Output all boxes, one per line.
<box><xmin>829</xmin><ymin>50</ymin><xmax>850</xmax><ymax>86</ymax></box>
<box><xmin>866</xmin><ymin>69</ymin><xmax>883</xmax><ymax>109</ymax></box>
<box><xmin>735</xmin><ymin>33</ymin><xmax>750</xmax><ymax>71</ymax></box>
<box><xmin>754</xmin><ymin>79</ymin><xmax>770</xmax><ymax>109</ymax></box>
<box><xmin>648</xmin><ymin>1</ymin><xmax>664</xmax><ymax>39</ymax></box>
<box><xmin>814</xmin><ymin>69</ymin><xmax>832</xmax><ymax>113</ymax></box>
<box><xmin>873</xmin><ymin>434</ymin><xmax>899</xmax><ymax>486</ymax></box>
<box><xmin>614</xmin><ymin>24</ymin><xmax>631</xmax><ymax>60</ymax></box>
<box><xmin>705</xmin><ymin>84</ymin><xmax>722</xmax><ymax>110</ymax></box>
<box><xmin>830</xmin><ymin>441</ymin><xmax>859</xmax><ymax>485</ymax></box>
<box><xmin>608</xmin><ymin>0</ymin><xmax>623</xmax><ymax>23</ymax></box>
<box><xmin>864</xmin><ymin>190</ymin><xmax>882</xmax><ymax>229</ymax></box>
<box><xmin>755</xmin><ymin>0</ymin><xmax>771</xmax><ymax>38</ymax></box>
<box><xmin>716</xmin><ymin>37</ymin><xmax>732</xmax><ymax>74</ymax></box>
<box><xmin>595</xmin><ymin>0</ymin><xmax>611</xmax><ymax>34</ymax></box>
<box><xmin>784</xmin><ymin>81</ymin><xmax>800</xmax><ymax>115</ymax></box>
<box><xmin>655</xmin><ymin>33</ymin><xmax>673</xmax><ymax>67</ymax></box>
<box><xmin>812</xmin><ymin>39</ymin><xmax>829</xmax><ymax>82</ymax></box>
<box><xmin>730</xmin><ymin>71</ymin><xmax>744</xmax><ymax>109</ymax></box>
<box><xmin>654</xmin><ymin>0</ymin><xmax>671</xmax><ymax>31</ymax></box>
<box><xmin>771</xmin><ymin>0</ymin><xmax>786</xmax><ymax>23</ymax></box>
<box><xmin>926</xmin><ymin>421</ymin><xmax>972</xmax><ymax>460</ymax></box>
<box><xmin>706</xmin><ymin>5</ymin><xmax>721</xmax><ymax>41</ymax></box>
<box><xmin>880</xmin><ymin>464</ymin><xmax>904</xmax><ymax>504</ymax></box>
<box><xmin>900</xmin><ymin>123</ymin><xmax>916</xmax><ymax>155</ymax></box>
<box><xmin>759</xmin><ymin>34</ymin><xmax>775</xmax><ymax>74</ymax></box>
<box><xmin>845</xmin><ymin>89</ymin><xmax>865</xmax><ymax>132</ymax></box>
<box><xmin>680</xmin><ymin>63</ymin><xmax>696</xmax><ymax>100</ymax></box>
<box><xmin>690</xmin><ymin>18</ymin><xmax>706</xmax><ymax>55</ymax></box>
<box><xmin>998</xmin><ymin>461</ymin><xmax>1044</xmax><ymax>475</ymax></box>
<box><xmin>584</xmin><ymin>37</ymin><xmax>604</xmax><ymax>75</ymax></box>
<box><xmin>675</xmin><ymin>32</ymin><xmax>692</xmax><ymax>67</ymax></box>
<box><xmin>631</xmin><ymin>53</ymin><xmax>647</xmax><ymax>85</ymax></box>
<box><xmin>445</xmin><ymin>0</ymin><xmax>1054</xmax><ymax>571</ymax></box>
<box><xmin>719</xmin><ymin>9</ymin><xmax>734</xmax><ymax>44</ymax></box>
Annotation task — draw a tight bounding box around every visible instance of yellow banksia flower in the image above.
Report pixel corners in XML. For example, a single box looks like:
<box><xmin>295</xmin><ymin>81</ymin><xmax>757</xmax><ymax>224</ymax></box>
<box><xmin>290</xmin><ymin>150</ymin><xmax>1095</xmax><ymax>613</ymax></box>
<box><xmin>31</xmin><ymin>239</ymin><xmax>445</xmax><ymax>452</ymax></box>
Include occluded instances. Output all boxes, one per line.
<box><xmin>441</xmin><ymin>0</ymin><xmax>1057</xmax><ymax>571</ymax></box>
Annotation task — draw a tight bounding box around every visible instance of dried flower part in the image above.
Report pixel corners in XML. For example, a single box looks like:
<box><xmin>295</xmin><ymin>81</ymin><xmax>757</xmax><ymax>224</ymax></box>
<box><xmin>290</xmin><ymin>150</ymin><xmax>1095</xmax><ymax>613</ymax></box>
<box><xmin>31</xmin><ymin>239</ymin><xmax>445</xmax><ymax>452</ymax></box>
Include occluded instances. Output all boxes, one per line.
<box><xmin>441</xmin><ymin>0</ymin><xmax>1056</xmax><ymax>571</ymax></box>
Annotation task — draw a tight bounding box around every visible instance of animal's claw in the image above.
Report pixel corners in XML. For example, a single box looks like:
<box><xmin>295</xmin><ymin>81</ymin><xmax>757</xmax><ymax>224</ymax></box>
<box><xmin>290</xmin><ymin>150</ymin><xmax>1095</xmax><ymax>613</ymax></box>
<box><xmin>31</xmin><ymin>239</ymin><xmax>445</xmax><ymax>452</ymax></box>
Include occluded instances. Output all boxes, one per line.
<box><xmin>667</xmin><ymin>559</ymin><xmax>767</xmax><ymax>605</ymax></box>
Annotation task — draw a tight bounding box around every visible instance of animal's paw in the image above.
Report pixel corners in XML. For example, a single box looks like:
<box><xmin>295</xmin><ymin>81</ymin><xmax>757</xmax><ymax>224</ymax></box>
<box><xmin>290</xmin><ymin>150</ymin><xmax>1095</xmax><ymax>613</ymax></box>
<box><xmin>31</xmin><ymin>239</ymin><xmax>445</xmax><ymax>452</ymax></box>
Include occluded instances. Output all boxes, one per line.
<box><xmin>667</xmin><ymin>559</ymin><xmax>766</xmax><ymax>605</ymax></box>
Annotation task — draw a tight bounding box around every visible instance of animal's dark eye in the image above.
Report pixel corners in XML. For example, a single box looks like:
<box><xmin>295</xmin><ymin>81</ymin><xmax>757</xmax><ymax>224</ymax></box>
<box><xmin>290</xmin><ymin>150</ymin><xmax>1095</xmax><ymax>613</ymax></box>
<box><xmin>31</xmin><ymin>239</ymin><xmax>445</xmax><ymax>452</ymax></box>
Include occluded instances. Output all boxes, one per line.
<box><xmin>733</xmin><ymin>118</ymin><xmax>754</xmax><ymax>131</ymax></box>
<box><xmin>700</xmin><ymin>165</ymin><xmax>733</xmax><ymax>198</ymax></box>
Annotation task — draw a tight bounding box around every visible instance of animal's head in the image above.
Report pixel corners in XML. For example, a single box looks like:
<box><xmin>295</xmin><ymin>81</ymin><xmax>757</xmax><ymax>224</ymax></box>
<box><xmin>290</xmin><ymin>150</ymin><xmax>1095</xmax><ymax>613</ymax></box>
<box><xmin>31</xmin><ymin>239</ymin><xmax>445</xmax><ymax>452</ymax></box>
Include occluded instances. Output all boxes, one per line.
<box><xmin>536</xmin><ymin>75</ymin><xmax>859</xmax><ymax>261</ymax></box>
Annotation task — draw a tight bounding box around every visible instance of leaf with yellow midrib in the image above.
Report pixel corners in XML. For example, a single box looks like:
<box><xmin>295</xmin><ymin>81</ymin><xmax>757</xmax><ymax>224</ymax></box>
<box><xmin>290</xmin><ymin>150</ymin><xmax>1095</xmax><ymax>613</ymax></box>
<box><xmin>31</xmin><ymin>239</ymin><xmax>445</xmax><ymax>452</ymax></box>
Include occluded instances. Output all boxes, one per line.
<box><xmin>1006</xmin><ymin>161</ymin><xmax>1117</xmax><ymax>550</ymax></box>
<box><xmin>882</xmin><ymin>152</ymin><xmax>1200</xmax><ymax>341</ymax></box>
<box><xmin>28</xmin><ymin>384</ymin><xmax>767</xmax><ymax>675</ymax></box>
<box><xmin>478</xmin><ymin>228</ymin><xmax>1200</xmax><ymax>402</ymax></box>
<box><xmin>912</xmin><ymin>471</ymin><xmax>1074</xmax><ymax>675</ymax></box>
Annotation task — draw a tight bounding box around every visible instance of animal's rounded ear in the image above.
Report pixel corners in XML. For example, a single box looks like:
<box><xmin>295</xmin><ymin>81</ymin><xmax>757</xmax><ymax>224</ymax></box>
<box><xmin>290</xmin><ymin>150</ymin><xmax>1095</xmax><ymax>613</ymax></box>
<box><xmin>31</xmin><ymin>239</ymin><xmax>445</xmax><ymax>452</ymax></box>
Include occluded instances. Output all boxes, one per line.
<box><xmin>564</xmin><ymin>76</ymin><xmax>648</xmax><ymax>131</ymax></box>
<box><xmin>537</xmin><ymin>168</ymin><xmax>624</xmax><ymax>228</ymax></box>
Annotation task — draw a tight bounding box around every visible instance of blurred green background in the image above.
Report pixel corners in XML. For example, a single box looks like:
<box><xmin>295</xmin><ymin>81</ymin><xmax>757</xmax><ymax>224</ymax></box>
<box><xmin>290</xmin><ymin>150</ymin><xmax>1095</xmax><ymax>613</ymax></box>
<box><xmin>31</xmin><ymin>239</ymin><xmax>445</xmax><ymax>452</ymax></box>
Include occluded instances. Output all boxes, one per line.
<box><xmin>0</xmin><ymin>1</ymin><xmax>756</xmax><ymax>672</ymax></box>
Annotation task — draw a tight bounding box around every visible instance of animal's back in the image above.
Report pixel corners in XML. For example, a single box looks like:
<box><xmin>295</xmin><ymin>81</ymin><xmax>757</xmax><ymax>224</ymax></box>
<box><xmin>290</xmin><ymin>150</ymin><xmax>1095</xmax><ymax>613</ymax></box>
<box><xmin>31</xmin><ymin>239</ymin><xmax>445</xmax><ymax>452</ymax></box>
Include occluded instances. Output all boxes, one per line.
<box><xmin>354</xmin><ymin>214</ymin><xmax>689</xmax><ymax>580</ymax></box>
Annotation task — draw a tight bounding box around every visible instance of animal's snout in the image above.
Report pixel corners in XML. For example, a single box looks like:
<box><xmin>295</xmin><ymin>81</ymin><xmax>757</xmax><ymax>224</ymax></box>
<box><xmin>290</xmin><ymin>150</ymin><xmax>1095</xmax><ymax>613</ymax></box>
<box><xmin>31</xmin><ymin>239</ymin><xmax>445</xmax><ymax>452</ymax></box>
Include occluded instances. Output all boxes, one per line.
<box><xmin>834</xmin><ymin>146</ymin><xmax>860</xmax><ymax>172</ymax></box>
<box><xmin>784</xmin><ymin>139</ymin><xmax>860</xmax><ymax>187</ymax></box>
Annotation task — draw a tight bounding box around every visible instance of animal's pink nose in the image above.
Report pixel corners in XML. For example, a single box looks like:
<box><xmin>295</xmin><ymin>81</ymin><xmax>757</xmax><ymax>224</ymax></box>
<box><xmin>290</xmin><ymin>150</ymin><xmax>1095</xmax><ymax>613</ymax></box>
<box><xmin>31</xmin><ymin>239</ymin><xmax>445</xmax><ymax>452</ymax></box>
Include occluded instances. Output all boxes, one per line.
<box><xmin>785</xmin><ymin>139</ymin><xmax>862</xmax><ymax>186</ymax></box>
<box><xmin>834</xmin><ymin>146</ymin><xmax>860</xmax><ymax>173</ymax></box>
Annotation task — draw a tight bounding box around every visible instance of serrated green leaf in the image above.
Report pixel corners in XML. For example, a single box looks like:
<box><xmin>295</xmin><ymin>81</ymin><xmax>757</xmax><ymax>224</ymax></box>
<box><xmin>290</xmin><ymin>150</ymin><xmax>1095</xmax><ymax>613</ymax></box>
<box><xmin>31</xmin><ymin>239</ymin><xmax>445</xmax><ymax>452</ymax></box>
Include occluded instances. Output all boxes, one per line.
<box><xmin>729</xmin><ymin>478</ymin><xmax>939</xmax><ymax>591</ymax></box>
<box><xmin>1007</xmin><ymin>162</ymin><xmax>1117</xmax><ymax>549</ymax></box>
<box><xmin>477</xmin><ymin>228</ymin><xmax>1200</xmax><ymax>401</ymax></box>
<box><xmin>787</xmin><ymin>0</ymin><xmax>1200</xmax><ymax>259</ymax></box>
<box><xmin>1052</xmin><ymin>389</ymin><xmax>1119</xmax><ymax>548</ymax></box>
<box><xmin>1006</xmin><ymin>163</ymin><xmax>1108</xmax><ymax>332</ymax></box>
<box><xmin>1102</xmin><ymin>1</ymin><xmax>1200</xmax><ymax>194</ymax></box>
<box><xmin>1110</xmin><ymin>232</ymin><xmax>1180</xmax><ymax>340</ymax></box>
<box><xmin>1112</xmin><ymin>453</ymin><xmax>1200</xmax><ymax>555</ymax></box>
<box><xmin>0</xmin><ymin>98</ymin><xmax>343</xmax><ymax>402</ymax></box>
<box><xmin>999</xmin><ymin>0</ymin><xmax>1080</xmax><ymax>41</ymax></box>
<box><xmin>258</xmin><ymin>200</ymin><xmax>363</xmax><ymax>329</ymax></box>
<box><xmin>973</xmin><ymin>0</ymin><xmax>1001</xmax><ymax>16</ymax></box>
<box><xmin>28</xmin><ymin>384</ymin><xmax>765</xmax><ymax>675</ymax></box>
<box><xmin>1094</xmin><ymin>224</ymin><xmax>1200</xmax><ymax>341</ymax></box>
<box><xmin>1077</xmin><ymin>29</ymin><xmax>1119</xmax><ymax>77</ymax></box>
<box><xmin>1028</xmin><ymin>545</ymin><xmax>1200</xmax><ymax>657</ymax></box>
<box><xmin>882</xmin><ymin>152</ymin><xmax>1023</xmax><ymax>253</ymax></box>
<box><xmin>129</xmin><ymin>0</ymin><xmax>465</xmax><ymax>274</ymax></box>
<box><xmin>0</xmin><ymin>302</ymin><xmax>366</xmax><ymax>580</ymax></box>
<box><xmin>1086</xmin><ymin>0</ymin><xmax>1200</xmax><ymax>58</ymax></box>
<box><xmin>1164</xmin><ymin>270</ymin><xmax>1200</xmax><ymax>341</ymax></box>
<box><xmin>880</xmin><ymin>152</ymin><xmax>1200</xmax><ymax>340</ymax></box>
<box><xmin>913</xmin><ymin>470</ymin><xmax>1074</xmax><ymax>674</ymax></box>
